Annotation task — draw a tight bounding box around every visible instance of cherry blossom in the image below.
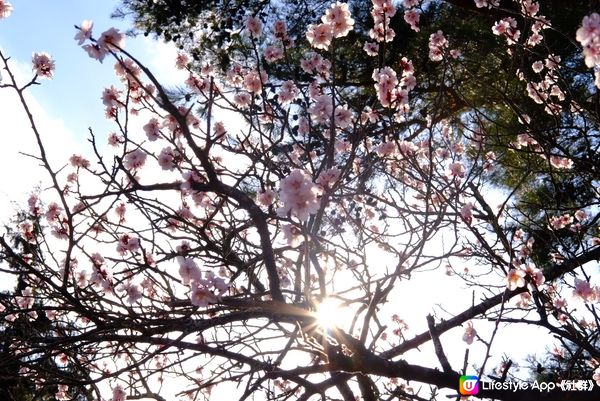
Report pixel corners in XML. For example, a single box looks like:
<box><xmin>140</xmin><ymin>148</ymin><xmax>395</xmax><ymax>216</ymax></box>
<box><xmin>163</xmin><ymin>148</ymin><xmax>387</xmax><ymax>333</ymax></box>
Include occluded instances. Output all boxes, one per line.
<box><xmin>178</xmin><ymin>257</ymin><xmax>202</xmax><ymax>286</ymax></box>
<box><xmin>74</xmin><ymin>20</ymin><xmax>93</xmax><ymax>45</ymax></box>
<box><xmin>264</xmin><ymin>46</ymin><xmax>284</xmax><ymax>63</ymax></box>
<box><xmin>157</xmin><ymin>146</ymin><xmax>180</xmax><ymax>171</ymax></box>
<box><xmin>116</xmin><ymin>234</ymin><xmax>140</xmax><ymax>255</ymax></box>
<box><xmin>123</xmin><ymin>148</ymin><xmax>147</xmax><ymax>171</ymax></box>
<box><xmin>428</xmin><ymin>30</ymin><xmax>447</xmax><ymax>62</ymax></box>
<box><xmin>460</xmin><ymin>202</ymin><xmax>474</xmax><ymax>225</ymax></box>
<box><xmin>321</xmin><ymin>1</ymin><xmax>354</xmax><ymax>38</ymax></box>
<box><xmin>524</xmin><ymin>263</ymin><xmax>545</xmax><ymax>286</ymax></box>
<box><xmin>363</xmin><ymin>41</ymin><xmax>379</xmax><ymax>56</ymax></box>
<box><xmin>506</xmin><ymin>268</ymin><xmax>526</xmax><ymax>291</ymax></box>
<box><xmin>404</xmin><ymin>9</ymin><xmax>420</xmax><ymax>32</ymax></box>
<box><xmin>576</xmin><ymin>13</ymin><xmax>600</xmax><ymax>68</ymax></box>
<box><xmin>190</xmin><ymin>282</ymin><xmax>217</xmax><ymax>307</ymax></box>
<box><xmin>121</xmin><ymin>281</ymin><xmax>143</xmax><ymax>304</ymax></box>
<box><xmin>175</xmin><ymin>52</ymin><xmax>189</xmax><ymax>70</ymax></box>
<box><xmin>55</xmin><ymin>384</ymin><xmax>70</xmax><ymax>401</ymax></box>
<box><xmin>573</xmin><ymin>278</ymin><xmax>596</xmax><ymax>303</ymax></box>
<box><xmin>111</xmin><ymin>384</ymin><xmax>126</xmax><ymax>401</ymax></box>
<box><xmin>492</xmin><ymin>17</ymin><xmax>521</xmax><ymax>45</ymax></box>
<box><xmin>306</xmin><ymin>23</ymin><xmax>333</xmax><ymax>50</ymax></box>
<box><xmin>257</xmin><ymin>189</ymin><xmax>276</xmax><ymax>206</ymax></box>
<box><xmin>0</xmin><ymin>0</ymin><xmax>13</xmax><ymax>19</ymax></box>
<box><xmin>31</xmin><ymin>52</ymin><xmax>55</xmax><ymax>79</ymax></box>
<box><xmin>278</xmin><ymin>80</ymin><xmax>298</xmax><ymax>105</ymax></box>
<box><xmin>474</xmin><ymin>0</ymin><xmax>499</xmax><ymax>8</ymax></box>
<box><xmin>308</xmin><ymin>94</ymin><xmax>333</xmax><ymax>123</ymax></box>
<box><xmin>316</xmin><ymin>167</ymin><xmax>341</xmax><ymax>188</ymax></box>
<box><xmin>447</xmin><ymin>161</ymin><xmax>465</xmax><ymax>179</ymax></box>
<box><xmin>462</xmin><ymin>321</ymin><xmax>477</xmax><ymax>345</ymax></box>
<box><xmin>98</xmin><ymin>27</ymin><xmax>125</xmax><ymax>51</ymax></box>
<box><xmin>282</xmin><ymin>224</ymin><xmax>304</xmax><ymax>247</ymax></box>
<box><xmin>143</xmin><ymin>117</ymin><xmax>161</xmax><ymax>141</ymax></box>
<box><xmin>277</xmin><ymin>169</ymin><xmax>321</xmax><ymax>221</ymax></box>
<box><xmin>245</xmin><ymin>15</ymin><xmax>263</xmax><ymax>38</ymax></box>
<box><xmin>0</xmin><ymin>0</ymin><xmax>12</xmax><ymax>19</ymax></box>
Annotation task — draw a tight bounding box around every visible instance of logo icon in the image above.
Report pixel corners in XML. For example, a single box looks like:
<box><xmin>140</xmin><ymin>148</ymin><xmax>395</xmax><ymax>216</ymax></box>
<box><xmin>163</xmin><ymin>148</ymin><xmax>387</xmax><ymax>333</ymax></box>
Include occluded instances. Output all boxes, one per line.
<box><xmin>459</xmin><ymin>375</ymin><xmax>479</xmax><ymax>395</ymax></box>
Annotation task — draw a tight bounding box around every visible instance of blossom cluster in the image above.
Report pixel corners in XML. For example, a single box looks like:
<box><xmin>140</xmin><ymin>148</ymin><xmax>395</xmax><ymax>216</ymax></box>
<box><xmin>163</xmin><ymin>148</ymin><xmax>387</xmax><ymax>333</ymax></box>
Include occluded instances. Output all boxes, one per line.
<box><xmin>576</xmin><ymin>13</ymin><xmax>600</xmax><ymax>88</ymax></box>
<box><xmin>277</xmin><ymin>169</ymin><xmax>321</xmax><ymax>222</ymax></box>
<box><xmin>306</xmin><ymin>1</ymin><xmax>355</xmax><ymax>50</ymax></box>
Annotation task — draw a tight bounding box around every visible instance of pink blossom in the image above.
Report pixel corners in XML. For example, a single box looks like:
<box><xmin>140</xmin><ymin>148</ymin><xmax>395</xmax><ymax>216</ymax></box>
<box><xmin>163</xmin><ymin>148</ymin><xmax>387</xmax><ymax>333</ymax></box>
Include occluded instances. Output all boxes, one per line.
<box><xmin>594</xmin><ymin>367</ymin><xmax>600</xmax><ymax>386</ymax></box>
<box><xmin>492</xmin><ymin>17</ymin><xmax>520</xmax><ymax>45</ymax></box>
<box><xmin>32</xmin><ymin>52</ymin><xmax>55</xmax><ymax>79</ymax></box>
<box><xmin>264</xmin><ymin>46</ymin><xmax>284</xmax><ymax>63</ymax></box>
<box><xmin>157</xmin><ymin>147</ymin><xmax>180</xmax><ymax>171</ymax></box>
<box><xmin>372</xmin><ymin>66</ymin><xmax>399</xmax><ymax>108</ymax></box>
<box><xmin>548</xmin><ymin>214</ymin><xmax>573</xmax><ymax>230</ymax></box>
<box><xmin>462</xmin><ymin>321</ymin><xmax>477</xmax><ymax>345</ymax></box>
<box><xmin>575</xmin><ymin>210</ymin><xmax>587</xmax><ymax>221</ymax></box>
<box><xmin>0</xmin><ymin>1</ymin><xmax>13</xmax><ymax>19</ymax></box>
<box><xmin>116</xmin><ymin>234</ymin><xmax>140</xmax><ymax>255</ymax></box>
<box><xmin>143</xmin><ymin>118</ymin><xmax>161</xmax><ymax>141</ymax></box>
<box><xmin>306</xmin><ymin>23</ymin><xmax>333</xmax><ymax>50</ymax></box>
<box><xmin>28</xmin><ymin>194</ymin><xmax>40</xmax><ymax>215</ymax></box>
<box><xmin>308</xmin><ymin>94</ymin><xmax>333</xmax><ymax>124</ymax></box>
<box><xmin>233</xmin><ymin>92</ymin><xmax>252</xmax><ymax>108</ymax></box>
<box><xmin>375</xmin><ymin>141</ymin><xmax>397</xmax><ymax>157</ymax></box>
<box><xmin>404</xmin><ymin>9</ymin><xmax>420</xmax><ymax>32</ymax></box>
<box><xmin>111</xmin><ymin>384</ymin><xmax>126</xmax><ymax>401</ymax></box>
<box><xmin>69</xmin><ymin>155</ymin><xmax>90</xmax><ymax>168</ymax></box>
<box><xmin>463</xmin><ymin>322</ymin><xmax>477</xmax><ymax>345</ymax></box>
<box><xmin>460</xmin><ymin>202</ymin><xmax>473</xmax><ymax>224</ymax></box>
<box><xmin>178</xmin><ymin>257</ymin><xmax>202</xmax><ymax>286</ymax></box>
<box><xmin>282</xmin><ymin>224</ymin><xmax>304</xmax><ymax>247</ymax></box>
<box><xmin>428</xmin><ymin>31</ymin><xmax>447</xmax><ymax>62</ymax></box>
<box><xmin>573</xmin><ymin>278</ymin><xmax>596</xmax><ymax>302</ymax></box>
<box><xmin>474</xmin><ymin>0</ymin><xmax>499</xmax><ymax>8</ymax></box>
<box><xmin>190</xmin><ymin>283</ymin><xmax>217</xmax><ymax>307</ymax></box>
<box><xmin>577</xmin><ymin>13</ymin><xmax>600</xmax><ymax>71</ymax></box>
<box><xmin>45</xmin><ymin>202</ymin><xmax>62</xmax><ymax>223</ymax></box>
<box><xmin>506</xmin><ymin>268</ymin><xmax>526</xmax><ymax>291</ymax></box>
<box><xmin>74</xmin><ymin>20</ymin><xmax>93</xmax><ymax>45</ymax></box>
<box><xmin>98</xmin><ymin>27</ymin><xmax>125</xmax><ymax>51</ymax></box>
<box><xmin>55</xmin><ymin>384</ymin><xmax>69</xmax><ymax>401</ymax></box>
<box><xmin>334</xmin><ymin>105</ymin><xmax>353</xmax><ymax>128</ymax></box>
<box><xmin>122</xmin><ymin>281</ymin><xmax>143</xmax><ymax>304</ymax></box>
<box><xmin>321</xmin><ymin>1</ymin><xmax>354</xmax><ymax>38</ymax></box>
<box><xmin>108</xmin><ymin>132</ymin><xmax>124</xmax><ymax>146</ymax></box>
<box><xmin>245</xmin><ymin>15</ymin><xmax>263</xmax><ymax>38</ymax></box>
<box><xmin>102</xmin><ymin>85</ymin><xmax>122</xmax><ymax>108</ymax></box>
<box><xmin>448</xmin><ymin>161</ymin><xmax>465</xmax><ymax>178</ymax></box>
<box><xmin>124</xmin><ymin>148</ymin><xmax>147</xmax><ymax>171</ymax></box>
<box><xmin>82</xmin><ymin>43</ymin><xmax>107</xmax><ymax>62</ymax></box>
<box><xmin>363</xmin><ymin>41</ymin><xmax>379</xmax><ymax>56</ymax></box>
<box><xmin>274</xmin><ymin>20</ymin><xmax>288</xmax><ymax>39</ymax></box>
<box><xmin>243</xmin><ymin>70</ymin><xmax>266</xmax><ymax>94</ymax></box>
<box><xmin>549</xmin><ymin>155</ymin><xmax>573</xmax><ymax>169</ymax></box>
<box><xmin>524</xmin><ymin>263</ymin><xmax>545</xmax><ymax>286</ymax></box>
<box><xmin>316</xmin><ymin>167</ymin><xmax>341</xmax><ymax>188</ymax></box>
<box><xmin>278</xmin><ymin>80</ymin><xmax>299</xmax><ymax>105</ymax></box>
<box><xmin>257</xmin><ymin>189</ymin><xmax>276</xmax><ymax>206</ymax></box>
<box><xmin>175</xmin><ymin>52</ymin><xmax>189</xmax><ymax>70</ymax></box>
<box><xmin>404</xmin><ymin>0</ymin><xmax>420</xmax><ymax>8</ymax></box>
<box><xmin>277</xmin><ymin>170</ymin><xmax>321</xmax><ymax>221</ymax></box>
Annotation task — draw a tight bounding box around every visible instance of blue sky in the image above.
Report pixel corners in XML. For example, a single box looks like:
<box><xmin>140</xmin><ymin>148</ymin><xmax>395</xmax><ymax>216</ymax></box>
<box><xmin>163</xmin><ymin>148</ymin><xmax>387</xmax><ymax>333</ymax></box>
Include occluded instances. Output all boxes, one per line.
<box><xmin>0</xmin><ymin>1</ymin><xmax>185</xmax><ymax>211</ymax></box>
<box><xmin>0</xmin><ymin>0</ymin><xmax>183</xmax><ymax>143</ymax></box>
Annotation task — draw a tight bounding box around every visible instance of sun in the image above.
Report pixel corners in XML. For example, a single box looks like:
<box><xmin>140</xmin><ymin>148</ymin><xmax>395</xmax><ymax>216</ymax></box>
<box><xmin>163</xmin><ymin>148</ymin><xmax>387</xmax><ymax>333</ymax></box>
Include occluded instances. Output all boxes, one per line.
<box><xmin>314</xmin><ymin>297</ymin><xmax>349</xmax><ymax>329</ymax></box>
